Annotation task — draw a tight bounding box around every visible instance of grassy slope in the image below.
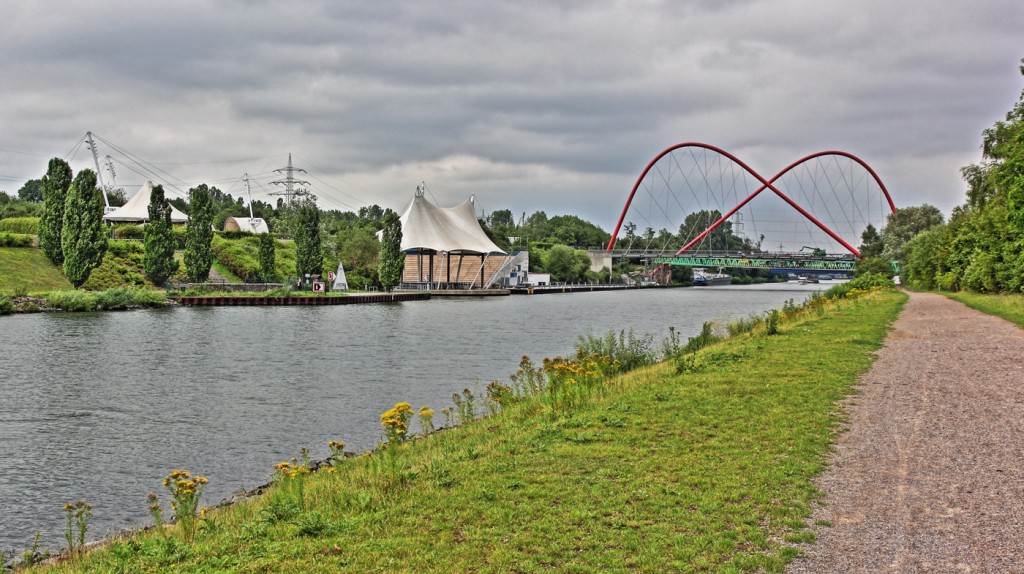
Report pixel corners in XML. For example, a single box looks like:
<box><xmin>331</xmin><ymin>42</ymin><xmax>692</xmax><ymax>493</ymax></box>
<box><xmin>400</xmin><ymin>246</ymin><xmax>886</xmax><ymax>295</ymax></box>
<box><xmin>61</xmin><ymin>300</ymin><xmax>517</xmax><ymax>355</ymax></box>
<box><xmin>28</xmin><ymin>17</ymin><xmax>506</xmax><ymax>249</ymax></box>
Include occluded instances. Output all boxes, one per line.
<box><xmin>40</xmin><ymin>290</ymin><xmax>906</xmax><ymax>573</ymax></box>
<box><xmin>941</xmin><ymin>291</ymin><xmax>1024</xmax><ymax>329</ymax></box>
<box><xmin>0</xmin><ymin>247</ymin><xmax>72</xmax><ymax>293</ymax></box>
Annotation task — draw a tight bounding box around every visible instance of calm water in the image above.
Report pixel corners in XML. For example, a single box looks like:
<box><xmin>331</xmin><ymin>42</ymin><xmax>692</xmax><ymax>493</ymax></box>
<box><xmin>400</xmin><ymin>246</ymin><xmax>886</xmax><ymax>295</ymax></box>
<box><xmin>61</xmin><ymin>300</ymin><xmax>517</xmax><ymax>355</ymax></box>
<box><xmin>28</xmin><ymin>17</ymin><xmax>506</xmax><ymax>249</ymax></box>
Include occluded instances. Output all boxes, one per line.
<box><xmin>0</xmin><ymin>282</ymin><xmax>828</xmax><ymax>551</ymax></box>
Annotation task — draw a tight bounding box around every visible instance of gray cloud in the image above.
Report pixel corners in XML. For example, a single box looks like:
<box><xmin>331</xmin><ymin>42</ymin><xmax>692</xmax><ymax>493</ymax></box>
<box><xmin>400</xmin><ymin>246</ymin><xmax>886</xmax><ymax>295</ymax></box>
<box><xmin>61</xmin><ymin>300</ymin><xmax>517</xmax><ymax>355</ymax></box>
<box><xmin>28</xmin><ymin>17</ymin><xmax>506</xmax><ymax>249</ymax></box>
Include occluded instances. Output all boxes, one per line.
<box><xmin>1</xmin><ymin>0</ymin><xmax>1021</xmax><ymax>236</ymax></box>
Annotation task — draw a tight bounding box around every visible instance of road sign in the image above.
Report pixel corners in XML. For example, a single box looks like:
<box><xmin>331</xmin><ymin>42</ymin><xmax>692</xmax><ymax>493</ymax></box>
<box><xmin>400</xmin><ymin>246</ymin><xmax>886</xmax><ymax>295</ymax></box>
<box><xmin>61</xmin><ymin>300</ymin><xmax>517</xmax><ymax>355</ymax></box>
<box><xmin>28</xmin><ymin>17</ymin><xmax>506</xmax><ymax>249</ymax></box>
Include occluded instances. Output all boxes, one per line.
<box><xmin>328</xmin><ymin>271</ymin><xmax>336</xmax><ymax>282</ymax></box>
<box><xmin>312</xmin><ymin>282</ymin><xmax>325</xmax><ymax>293</ymax></box>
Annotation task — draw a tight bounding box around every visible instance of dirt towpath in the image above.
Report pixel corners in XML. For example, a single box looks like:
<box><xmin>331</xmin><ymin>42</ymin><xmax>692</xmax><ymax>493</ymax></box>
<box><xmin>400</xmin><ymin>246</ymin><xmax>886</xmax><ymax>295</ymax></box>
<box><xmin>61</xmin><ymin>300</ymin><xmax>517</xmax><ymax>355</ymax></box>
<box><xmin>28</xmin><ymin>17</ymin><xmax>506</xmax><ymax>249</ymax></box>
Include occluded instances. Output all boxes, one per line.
<box><xmin>787</xmin><ymin>291</ymin><xmax>1024</xmax><ymax>573</ymax></box>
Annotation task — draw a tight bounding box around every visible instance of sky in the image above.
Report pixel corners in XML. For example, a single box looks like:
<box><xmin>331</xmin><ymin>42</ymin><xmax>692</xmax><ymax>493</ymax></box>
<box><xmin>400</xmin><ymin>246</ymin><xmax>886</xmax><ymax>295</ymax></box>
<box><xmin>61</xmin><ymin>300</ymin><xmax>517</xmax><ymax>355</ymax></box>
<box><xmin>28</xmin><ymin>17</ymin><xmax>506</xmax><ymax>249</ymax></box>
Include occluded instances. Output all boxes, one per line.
<box><xmin>1</xmin><ymin>0</ymin><xmax>1022</xmax><ymax>236</ymax></box>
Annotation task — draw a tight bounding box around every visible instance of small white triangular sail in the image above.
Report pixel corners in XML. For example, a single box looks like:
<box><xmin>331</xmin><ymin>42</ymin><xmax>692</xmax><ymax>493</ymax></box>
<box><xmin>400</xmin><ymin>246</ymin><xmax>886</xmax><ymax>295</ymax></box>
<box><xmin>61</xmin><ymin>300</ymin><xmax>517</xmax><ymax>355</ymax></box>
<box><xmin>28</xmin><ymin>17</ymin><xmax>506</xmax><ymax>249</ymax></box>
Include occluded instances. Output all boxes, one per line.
<box><xmin>332</xmin><ymin>261</ymin><xmax>349</xmax><ymax>291</ymax></box>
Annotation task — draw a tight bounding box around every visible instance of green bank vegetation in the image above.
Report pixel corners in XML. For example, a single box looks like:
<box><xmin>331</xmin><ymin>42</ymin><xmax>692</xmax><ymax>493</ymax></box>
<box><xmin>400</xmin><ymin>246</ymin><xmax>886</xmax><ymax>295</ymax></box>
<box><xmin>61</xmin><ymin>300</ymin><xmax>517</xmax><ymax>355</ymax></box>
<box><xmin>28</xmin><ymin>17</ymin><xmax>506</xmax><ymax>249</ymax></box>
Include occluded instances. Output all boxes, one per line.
<box><xmin>19</xmin><ymin>279</ymin><xmax>905</xmax><ymax>573</ymax></box>
<box><xmin>0</xmin><ymin>247</ymin><xmax>72</xmax><ymax>293</ymax></box>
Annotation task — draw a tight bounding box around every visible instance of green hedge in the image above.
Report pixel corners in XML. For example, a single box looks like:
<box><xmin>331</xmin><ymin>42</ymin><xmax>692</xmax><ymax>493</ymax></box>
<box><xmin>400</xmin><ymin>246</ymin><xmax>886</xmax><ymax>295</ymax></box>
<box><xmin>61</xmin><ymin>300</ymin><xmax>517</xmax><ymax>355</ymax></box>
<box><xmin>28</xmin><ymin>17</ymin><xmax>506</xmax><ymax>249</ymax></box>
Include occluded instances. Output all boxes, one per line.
<box><xmin>0</xmin><ymin>233</ymin><xmax>34</xmax><ymax>247</ymax></box>
<box><xmin>0</xmin><ymin>217</ymin><xmax>40</xmax><ymax>235</ymax></box>
<box><xmin>111</xmin><ymin>224</ymin><xmax>145</xmax><ymax>240</ymax></box>
<box><xmin>45</xmin><ymin>287</ymin><xmax>165</xmax><ymax>312</ymax></box>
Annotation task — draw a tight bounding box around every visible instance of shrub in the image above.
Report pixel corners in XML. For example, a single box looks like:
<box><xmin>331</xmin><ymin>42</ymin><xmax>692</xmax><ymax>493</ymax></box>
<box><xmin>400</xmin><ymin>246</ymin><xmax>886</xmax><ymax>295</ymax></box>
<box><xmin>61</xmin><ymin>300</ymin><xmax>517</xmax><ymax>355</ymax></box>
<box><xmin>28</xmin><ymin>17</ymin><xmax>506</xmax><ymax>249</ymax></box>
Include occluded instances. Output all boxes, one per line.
<box><xmin>0</xmin><ymin>217</ymin><xmax>40</xmax><ymax>235</ymax></box>
<box><xmin>111</xmin><ymin>224</ymin><xmax>144</xmax><ymax>240</ymax></box>
<box><xmin>0</xmin><ymin>232</ymin><xmax>33</xmax><ymax>247</ymax></box>
<box><xmin>824</xmin><ymin>273</ymin><xmax>895</xmax><ymax>300</ymax></box>
<box><xmin>683</xmin><ymin>321</ymin><xmax>721</xmax><ymax>353</ymax></box>
<box><xmin>0</xmin><ymin>294</ymin><xmax>13</xmax><ymax>315</ymax></box>
<box><xmin>575</xmin><ymin>328</ymin><xmax>656</xmax><ymax>372</ymax></box>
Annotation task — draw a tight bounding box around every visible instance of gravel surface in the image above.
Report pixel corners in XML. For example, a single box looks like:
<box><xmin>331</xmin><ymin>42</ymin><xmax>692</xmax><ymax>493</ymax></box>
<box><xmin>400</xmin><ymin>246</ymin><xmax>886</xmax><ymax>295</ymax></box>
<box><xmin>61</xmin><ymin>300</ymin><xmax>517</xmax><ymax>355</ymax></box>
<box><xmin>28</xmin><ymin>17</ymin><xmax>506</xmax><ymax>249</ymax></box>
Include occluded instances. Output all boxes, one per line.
<box><xmin>787</xmin><ymin>291</ymin><xmax>1024</xmax><ymax>574</ymax></box>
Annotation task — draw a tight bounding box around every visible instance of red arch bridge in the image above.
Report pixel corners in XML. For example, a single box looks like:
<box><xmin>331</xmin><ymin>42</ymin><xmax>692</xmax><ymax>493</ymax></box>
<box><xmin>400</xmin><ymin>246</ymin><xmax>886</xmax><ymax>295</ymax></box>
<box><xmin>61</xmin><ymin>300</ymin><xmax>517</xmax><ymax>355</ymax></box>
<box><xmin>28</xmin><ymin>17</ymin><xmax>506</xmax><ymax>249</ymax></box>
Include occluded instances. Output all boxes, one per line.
<box><xmin>603</xmin><ymin>142</ymin><xmax>896</xmax><ymax>274</ymax></box>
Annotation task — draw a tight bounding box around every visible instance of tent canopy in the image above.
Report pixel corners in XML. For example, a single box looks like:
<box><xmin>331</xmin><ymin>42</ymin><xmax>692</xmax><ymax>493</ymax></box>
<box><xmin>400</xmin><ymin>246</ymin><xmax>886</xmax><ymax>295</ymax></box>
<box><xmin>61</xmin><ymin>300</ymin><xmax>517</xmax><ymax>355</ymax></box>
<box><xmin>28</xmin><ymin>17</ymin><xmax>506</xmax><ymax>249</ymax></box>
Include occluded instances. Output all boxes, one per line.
<box><xmin>224</xmin><ymin>217</ymin><xmax>269</xmax><ymax>234</ymax></box>
<box><xmin>398</xmin><ymin>193</ymin><xmax>505</xmax><ymax>255</ymax></box>
<box><xmin>102</xmin><ymin>181</ymin><xmax>189</xmax><ymax>223</ymax></box>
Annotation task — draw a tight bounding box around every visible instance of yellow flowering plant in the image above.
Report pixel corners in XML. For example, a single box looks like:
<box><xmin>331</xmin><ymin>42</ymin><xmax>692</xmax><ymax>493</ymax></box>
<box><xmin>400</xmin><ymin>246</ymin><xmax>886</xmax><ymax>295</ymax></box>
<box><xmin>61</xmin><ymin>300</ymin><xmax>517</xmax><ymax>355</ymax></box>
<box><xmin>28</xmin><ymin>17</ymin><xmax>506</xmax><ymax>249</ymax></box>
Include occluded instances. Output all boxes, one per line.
<box><xmin>162</xmin><ymin>469</ymin><xmax>208</xmax><ymax>542</ymax></box>
<box><xmin>380</xmin><ymin>402</ymin><xmax>414</xmax><ymax>444</ymax></box>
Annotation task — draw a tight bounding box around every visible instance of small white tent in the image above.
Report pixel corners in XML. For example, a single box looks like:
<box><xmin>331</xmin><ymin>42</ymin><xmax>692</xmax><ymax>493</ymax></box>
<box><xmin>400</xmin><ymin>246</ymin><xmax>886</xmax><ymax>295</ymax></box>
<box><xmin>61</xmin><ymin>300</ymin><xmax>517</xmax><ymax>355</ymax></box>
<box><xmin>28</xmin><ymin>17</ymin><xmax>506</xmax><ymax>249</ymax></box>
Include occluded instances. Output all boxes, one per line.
<box><xmin>102</xmin><ymin>181</ymin><xmax>189</xmax><ymax>224</ymax></box>
<box><xmin>223</xmin><ymin>217</ymin><xmax>269</xmax><ymax>234</ymax></box>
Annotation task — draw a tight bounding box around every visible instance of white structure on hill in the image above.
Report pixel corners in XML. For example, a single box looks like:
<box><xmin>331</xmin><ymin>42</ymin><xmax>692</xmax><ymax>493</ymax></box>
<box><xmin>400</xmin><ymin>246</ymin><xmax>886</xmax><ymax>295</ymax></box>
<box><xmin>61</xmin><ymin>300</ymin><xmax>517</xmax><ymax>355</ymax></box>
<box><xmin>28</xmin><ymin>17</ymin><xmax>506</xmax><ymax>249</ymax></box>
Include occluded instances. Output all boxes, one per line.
<box><xmin>223</xmin><ymin>217</ymin><xmax>269</xmax><ymax>234</ymax></box>
<box><xmin>102</xmin><ymin>181</ymin><xmax>189</xmax><ymax>224</ymax></box>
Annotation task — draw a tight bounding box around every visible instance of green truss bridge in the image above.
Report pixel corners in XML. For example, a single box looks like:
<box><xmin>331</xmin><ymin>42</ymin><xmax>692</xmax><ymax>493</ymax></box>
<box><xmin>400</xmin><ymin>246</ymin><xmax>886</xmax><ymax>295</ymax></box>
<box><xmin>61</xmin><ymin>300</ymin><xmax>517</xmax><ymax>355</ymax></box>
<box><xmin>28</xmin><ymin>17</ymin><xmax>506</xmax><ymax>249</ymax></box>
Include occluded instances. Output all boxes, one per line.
<box><xmin>649</xmin><ymin>250</ymin><xmax>858</xmax><ymax>272</ymax></box>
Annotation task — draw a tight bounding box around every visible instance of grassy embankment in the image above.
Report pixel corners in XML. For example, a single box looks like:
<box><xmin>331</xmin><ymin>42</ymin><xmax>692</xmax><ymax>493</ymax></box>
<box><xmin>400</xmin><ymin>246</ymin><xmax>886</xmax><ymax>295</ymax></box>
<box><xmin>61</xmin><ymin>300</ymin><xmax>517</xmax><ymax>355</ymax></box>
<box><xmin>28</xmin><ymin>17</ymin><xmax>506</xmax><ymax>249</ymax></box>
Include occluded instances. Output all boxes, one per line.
<box><xmin>941</xmin><ymin>291</ymin><xmax>1024</xmax><ymax>329</ymax></box>
<box><xmin>0</xmin><ymin>247</ymin><xmax>72</xmax><ymax>293</ymax></box>
<box><xmin>29</xmin><ymin>286</ymin><xmax>906</xmax><ymax>573</ymax></box>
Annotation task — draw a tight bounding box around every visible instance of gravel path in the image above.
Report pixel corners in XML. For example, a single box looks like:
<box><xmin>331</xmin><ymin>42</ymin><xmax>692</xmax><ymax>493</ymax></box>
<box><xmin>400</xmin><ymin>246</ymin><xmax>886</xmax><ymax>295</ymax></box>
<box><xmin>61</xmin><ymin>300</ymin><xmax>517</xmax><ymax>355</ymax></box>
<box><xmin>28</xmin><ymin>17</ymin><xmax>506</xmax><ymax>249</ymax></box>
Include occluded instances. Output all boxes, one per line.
<box><xmin>787</xmin><ymin>291</ymin><xmax>1024</xmax><ymax>574</ymax></box>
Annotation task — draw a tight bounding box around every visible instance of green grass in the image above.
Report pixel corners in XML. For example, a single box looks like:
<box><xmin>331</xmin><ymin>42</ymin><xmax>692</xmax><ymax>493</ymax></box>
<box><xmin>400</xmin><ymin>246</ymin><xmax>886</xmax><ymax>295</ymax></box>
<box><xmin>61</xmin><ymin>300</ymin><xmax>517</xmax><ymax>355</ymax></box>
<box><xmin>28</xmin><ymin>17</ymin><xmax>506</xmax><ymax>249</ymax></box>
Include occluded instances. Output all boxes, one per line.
<box><xmin>0</xmin><ymin>247</ymin><xmax>72</xmax><ymax>294</ymax></box>
<box><xmin>941</xmin><ymin>291</ymin><xmax>1024</xmax><ymax>329</ymax></box>
<box><xmin>33</xmin><ymin>289</ymin><xmax>906</xmax><ymax>573</ymax></box>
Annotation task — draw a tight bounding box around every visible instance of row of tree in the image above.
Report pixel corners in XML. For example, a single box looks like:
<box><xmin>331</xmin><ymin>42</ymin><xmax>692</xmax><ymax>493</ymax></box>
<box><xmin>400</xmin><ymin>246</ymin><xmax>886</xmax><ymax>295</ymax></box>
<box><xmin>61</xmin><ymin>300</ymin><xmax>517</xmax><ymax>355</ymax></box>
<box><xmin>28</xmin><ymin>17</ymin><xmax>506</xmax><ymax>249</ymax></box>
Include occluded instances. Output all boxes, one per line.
<box><xmin>900</xmin><ymin>60</ymin><xmax>1024</xmax><ymax>292</ymax></box>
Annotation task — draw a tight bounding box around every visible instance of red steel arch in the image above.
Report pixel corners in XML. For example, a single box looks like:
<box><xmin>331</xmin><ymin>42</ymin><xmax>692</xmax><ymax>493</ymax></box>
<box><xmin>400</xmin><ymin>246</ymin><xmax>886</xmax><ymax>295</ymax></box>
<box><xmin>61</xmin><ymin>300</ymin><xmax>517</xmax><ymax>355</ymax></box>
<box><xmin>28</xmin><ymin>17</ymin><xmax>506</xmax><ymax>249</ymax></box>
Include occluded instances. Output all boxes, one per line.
<box><xmin>606</xmin><ymin>143</ymin><xmax>897</xmax><ymax>257</ymax></box>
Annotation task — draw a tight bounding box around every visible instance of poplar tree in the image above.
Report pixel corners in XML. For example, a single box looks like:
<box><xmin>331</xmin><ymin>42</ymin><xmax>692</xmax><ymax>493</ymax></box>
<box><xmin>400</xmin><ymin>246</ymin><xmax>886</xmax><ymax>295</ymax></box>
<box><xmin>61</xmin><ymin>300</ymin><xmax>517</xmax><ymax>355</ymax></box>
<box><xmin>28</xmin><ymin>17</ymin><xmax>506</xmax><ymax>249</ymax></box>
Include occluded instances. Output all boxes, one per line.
<box><xmin>183</xmin><ymin>184</ymin><xmax>214</xmax><ymax>282</ymax></box>
<box><xmin>378</xmin><ymin>210</ymin><xmax>404</xmax><ymax>291</ymax></box>
<box><xmin>61</xmin><ymin>169</ymin><xmax>108</xmax><ymax>287</ymax></box>
<box><xmin>293</xmin><ymin>196</ymin><xmax>323</xmax><ymax>280</ymax></box>
<box><xmin>39</xmin><ymin>158</ymin><xmax>74</xmax><ymax>265</ymax></box>
<box><xmin>258</xmin><ymin>233</ymin><xmax>277</xmax><ymax>282</ymax></box>
<box><xmin>143</xmin><ymin>184</ymin><xmax>180</xmax><ymax>286</ymax></box>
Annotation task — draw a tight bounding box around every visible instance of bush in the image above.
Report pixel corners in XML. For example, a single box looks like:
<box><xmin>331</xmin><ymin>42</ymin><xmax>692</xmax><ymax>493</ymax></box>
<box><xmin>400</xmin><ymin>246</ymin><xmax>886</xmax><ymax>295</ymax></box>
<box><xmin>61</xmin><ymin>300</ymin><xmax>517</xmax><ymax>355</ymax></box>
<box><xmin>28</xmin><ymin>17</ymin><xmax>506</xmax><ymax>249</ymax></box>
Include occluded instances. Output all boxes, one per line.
<box><xmin>0</xmin><ymin>294</ymin><xmax>13</xmax><ymax>315</ymax></box>
<box><xmin>46</xmin><ymin>288</ymin><xmax>165</xmax><ymax>312</ymax></box>
<box><xmin>824</xmin><ymin>273</ymin><xmax>895</xmax><ymax>300</ymax></box>
<box><xmin>0</xmin><ymin>233</ymin><xmax>34</xmax><ymax>247</ymax></box>
<box><xmin>0</xmin><ymin>217</ymin><xmax>40</xmax><ymax>235</ymax></box>
<box><xmin>575</xmin><ymin>329</ymin><xmax>656</xmax><ymax>371</ymax></box>
<box><xmin>111</xmin><ymin>224</ymin><xmax>144</xmax><ymax>240</ymax></box>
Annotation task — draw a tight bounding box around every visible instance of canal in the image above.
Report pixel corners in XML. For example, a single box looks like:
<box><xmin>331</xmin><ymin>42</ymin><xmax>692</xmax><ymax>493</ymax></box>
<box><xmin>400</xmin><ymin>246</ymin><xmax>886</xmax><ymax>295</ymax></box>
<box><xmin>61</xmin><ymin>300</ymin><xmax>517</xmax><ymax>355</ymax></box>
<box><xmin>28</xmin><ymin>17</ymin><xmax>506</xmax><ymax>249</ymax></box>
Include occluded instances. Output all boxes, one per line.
<box><xmin>0</xmin><ymin>282</ymin><xmax>828</xmax><ymax>552</ymax></box>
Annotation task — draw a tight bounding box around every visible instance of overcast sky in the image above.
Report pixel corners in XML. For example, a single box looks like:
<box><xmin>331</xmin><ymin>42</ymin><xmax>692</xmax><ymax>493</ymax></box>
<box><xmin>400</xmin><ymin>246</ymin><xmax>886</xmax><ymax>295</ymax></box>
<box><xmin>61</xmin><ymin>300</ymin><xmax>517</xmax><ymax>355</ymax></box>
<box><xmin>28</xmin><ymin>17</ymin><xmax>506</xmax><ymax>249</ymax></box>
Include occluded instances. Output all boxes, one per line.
<box><xmin>1</xmin><ymin>0</ymin><xmax>1021</xmax><ymax>233</ymax></box>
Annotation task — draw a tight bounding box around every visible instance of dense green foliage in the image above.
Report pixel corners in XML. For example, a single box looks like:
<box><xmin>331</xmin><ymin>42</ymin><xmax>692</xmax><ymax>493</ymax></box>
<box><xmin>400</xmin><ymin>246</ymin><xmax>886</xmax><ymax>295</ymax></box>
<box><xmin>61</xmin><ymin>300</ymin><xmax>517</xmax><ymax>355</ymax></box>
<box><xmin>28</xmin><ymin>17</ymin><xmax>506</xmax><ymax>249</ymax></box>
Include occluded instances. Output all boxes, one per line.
<box><xmin>39</xmin><ymin>158</ymin><xmax>73</xmax><ymax>265</ymax></box>
<box><xmin>143</xmin><ymin>185</ymin><xmax>180</xmax><ymax>286</ymax></box>
<box><xmin>81</xmin><ymin>241</ymin><xmax>149</xmax><ymax>290</ymax></box>
<box><xmin>378</xmin><ymin>210</ymin><xmax>404</xmax><ymax>290</ymax></box>
<box><xmin>258</xmin><ymin>233</ymin><xmax>277</xmax><ymax>282</ymax></box>
<box><xmin>0</xmin><ymin>192</ymin><xmax>43</xmax><ymax>219</ymax></box>
<box><xmin>17</xmin><ymin>178</ymin><xmax>44</xmax><ymax>203</ymax></box>
<box><xmin>292</xmin><ymin>197</ymin><xmax>324</xmax><ymax>279</ymax></box>
<box><xmin>542</xmin><ymin>244</ymin><xmax>592</xmax><ymax>282</ymax></box>
<box><xmin>183</xmin><ymin>185</ymin><xmax>215</xmax><ymax>282</ymax></box>
<box><xmin>44</xmin><ymin>288</ymin><xmax>166</xmax><ymax>312</ymax></box>
<box><xmin>0</xmin><ymin>217</ymin><xmax>40</xmax><ymax>235</ymax></box>
<box><xmin>0</xmin><ymin>233</ymin><xmax>34</xmax><ymax>247</ymax></box>
<box><xmin>60</xmin><ymin>170</ymin><xmax>108</xmax><ymax>288</ymax></box>
<box><xmin>330</xmin><ymin>226</ymin><xmax>379</xmax><ymax>289</ymax></box>
<box><xmin>879</xmin><ymin>205</ymin><xmax>944</xmax><ymax>264</ymax></box>
<box><xmin>904</xmin><ymin>60</ymin><xmax>1024</xmax><ymax>292</ymax></box>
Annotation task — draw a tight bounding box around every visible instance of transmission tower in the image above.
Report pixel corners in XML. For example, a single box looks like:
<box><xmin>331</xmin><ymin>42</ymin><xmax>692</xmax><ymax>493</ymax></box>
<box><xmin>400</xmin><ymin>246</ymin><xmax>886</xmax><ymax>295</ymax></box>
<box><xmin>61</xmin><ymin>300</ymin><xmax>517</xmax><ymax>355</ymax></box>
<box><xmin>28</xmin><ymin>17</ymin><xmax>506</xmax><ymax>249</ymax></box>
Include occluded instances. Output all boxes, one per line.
<box><xmin>269</xmin><ymin>153</ymin><xmax>311</xmax><ymax>204</ymax></box>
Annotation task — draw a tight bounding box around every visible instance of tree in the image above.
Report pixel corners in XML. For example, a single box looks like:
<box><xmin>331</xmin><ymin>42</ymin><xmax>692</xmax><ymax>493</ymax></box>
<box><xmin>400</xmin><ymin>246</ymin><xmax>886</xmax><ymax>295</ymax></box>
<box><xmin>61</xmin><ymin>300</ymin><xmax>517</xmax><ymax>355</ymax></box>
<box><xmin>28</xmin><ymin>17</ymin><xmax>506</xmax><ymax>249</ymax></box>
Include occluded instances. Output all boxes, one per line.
<box><xmin>39</xmin><ymin>158</ymin><xmax>74</xmax><ymax>265</ymax></box>
<box><xmin>543</xmin><ymin>244</ymin><xmax>590</xmax><ymax>282</ymax></box>
<box><xmin>880</xmin><ymin>205</ymin><xmax>945</xmax><ymax>264</ymax></box>
<box><xmin>858</xmin><ymin>224</ymin><xmax>884</xmax><ymax>257</ymax></box>
<box><xmin>17</xmin><ymin>179</ymin><xmax>43</xmax><ymax>203</ymax></box>
<box><xmin>183</xmin><ymin>184</ymin><xmax>215</xmax><ymax>282</ymax></box>
<box><xmin>293</xmin><ymin>196</ymin><xmax>324</xmax><ymax>279</ymax></box>
<box><xmin>378</xmin><ymin>210</ymin><xmax>404</xmax><ymax>291</ymax></box>
<box><xmin>60</xmin><ymin>169</ymin><xmax>108</xmax><ymax>288</ymax></box>
<box><xmin>143</xmin><ymin>184</ymin><xmax>180</xmax><ymax>286</ymax></box>
<box><xmin>258</xmin><ymin>233</ymin><xmax>277</xmax><ymax>282</ymax></box>
<box><xmin>855</xmin><ymin>256</ymin><xmax>895</xmax><ymax>279</ymax></box>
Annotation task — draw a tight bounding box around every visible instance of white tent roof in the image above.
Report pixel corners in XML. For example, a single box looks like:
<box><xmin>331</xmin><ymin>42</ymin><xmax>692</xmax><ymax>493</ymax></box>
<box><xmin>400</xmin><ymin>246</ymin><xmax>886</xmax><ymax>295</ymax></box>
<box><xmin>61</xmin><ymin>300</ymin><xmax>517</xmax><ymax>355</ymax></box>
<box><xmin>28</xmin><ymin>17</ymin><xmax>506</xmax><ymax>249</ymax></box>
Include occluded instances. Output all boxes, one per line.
<box><xmin>223</xmin><ymin>216</ymin><xmax>269</xmax><ymax>234</ymax></box>
<box><xmin>397</xmin><ymin>193</ymin><xmax>506</xmax><ymax>255</ymax></box>
<box><xmin>102</xmin><ymin>181</ymin><xmax>189</xmax><ymax>223</ymax></box>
